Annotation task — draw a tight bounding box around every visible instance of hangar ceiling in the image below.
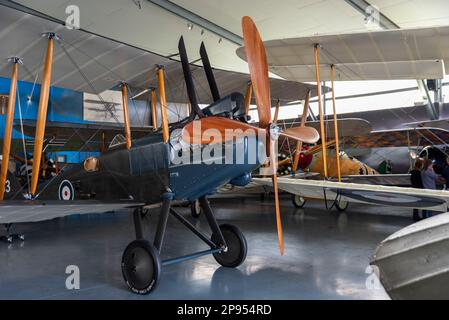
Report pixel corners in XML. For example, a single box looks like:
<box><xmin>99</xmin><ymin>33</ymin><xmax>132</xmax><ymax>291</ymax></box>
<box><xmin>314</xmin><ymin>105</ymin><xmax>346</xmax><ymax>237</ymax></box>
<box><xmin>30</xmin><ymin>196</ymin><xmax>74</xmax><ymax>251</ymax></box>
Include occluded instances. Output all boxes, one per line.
<box><xmin>0</xmin><ymin>4</ymin><xmax>319</xmax><ymax>107</ymax></box>
<box><xmin>7</xmin><ymin>0</ymin><xmax>449</xmax><ymax>74</ymax></box>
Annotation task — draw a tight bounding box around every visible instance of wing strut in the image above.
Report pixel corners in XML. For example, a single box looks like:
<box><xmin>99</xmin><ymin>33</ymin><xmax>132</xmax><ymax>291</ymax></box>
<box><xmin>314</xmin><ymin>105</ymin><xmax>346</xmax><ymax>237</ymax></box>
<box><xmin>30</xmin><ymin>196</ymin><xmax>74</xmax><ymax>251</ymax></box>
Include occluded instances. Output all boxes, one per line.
<box><xmin>314</xmin><ymin>44</ymin><xmax>328</xmax><ymax>178</ymax></box>
<box><xmin>330</xmin><ymin>65</ymin><xmax>342</xmax><ymax>182</ymax></box>
<box><xmin>151</xmin><ymin>88</ymin><xmax>158</xmax><ymax>131</ymax></box>
<box><xmin>157</xmin><ymin>66</ymin><xmax>170</xmax><ymax>143</ymax></box>
<box><xmin>31</xmin><ymin>33</ymin><xmax>55</xmax><ymax>197</ymax></box>
<box><xmin>0</xmin><ymin>58</ymin><xmax>21</xmax><ymax>200</ymax></box>
<box><xmin>121</xmin><ymin>83</ymin><xmax>132</xmax><ymax>150</ymax></box>
<box><xmin>292</xmin><ymin>90</ymin><xmax>311</xmax><ymax>173</ymax></box>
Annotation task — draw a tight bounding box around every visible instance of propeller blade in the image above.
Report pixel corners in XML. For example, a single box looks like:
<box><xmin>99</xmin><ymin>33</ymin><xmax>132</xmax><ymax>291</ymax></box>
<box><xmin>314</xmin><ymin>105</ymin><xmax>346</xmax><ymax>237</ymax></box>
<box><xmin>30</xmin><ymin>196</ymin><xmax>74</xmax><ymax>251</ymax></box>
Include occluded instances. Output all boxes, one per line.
<box><xmin>242</xmin><ymin>16</ymin><xmax>271</xmax><ymax>128</ymax></box>
<box><xmin>182</xmin><ymin>116</ymin><xmax>265</xmax><ymax>145</ymax></box>
<box><xmin>280</xmin><ymin>127</ymin><xmax>320</xmax><ymax>145</ymax></box>
<box><xmin>270</xmin><ymin>139</ymin><xmax>284</xmax><ymax>256</ymax></box>
<box><xmin>200</xmin><ymin>42</ymin><xmax>221</xmax><ymax>102</ymax></box>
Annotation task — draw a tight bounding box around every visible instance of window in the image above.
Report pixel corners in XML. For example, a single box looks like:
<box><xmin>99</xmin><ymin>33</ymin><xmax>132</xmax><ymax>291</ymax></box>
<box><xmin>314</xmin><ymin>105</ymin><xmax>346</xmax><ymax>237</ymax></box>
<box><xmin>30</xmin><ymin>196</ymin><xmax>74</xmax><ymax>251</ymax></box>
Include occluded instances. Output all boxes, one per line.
<box><xmin>0</xmin><ymin>94</ymin><xmax>9</xmax><ymax>115</ymax></box>
<box><xmin>57</xmin><ymin>155</ymin><xmax>67</xmax><ymax>163</ymax></box>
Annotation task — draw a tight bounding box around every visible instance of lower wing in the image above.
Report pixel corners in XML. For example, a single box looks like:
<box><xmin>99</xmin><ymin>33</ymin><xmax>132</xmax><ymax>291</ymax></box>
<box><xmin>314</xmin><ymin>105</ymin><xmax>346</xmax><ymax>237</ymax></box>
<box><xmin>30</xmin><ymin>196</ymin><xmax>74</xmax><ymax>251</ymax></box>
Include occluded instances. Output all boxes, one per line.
<box><xmin>0</xmin><ymin>200</ymin><xmax>143</xmax><ymax>224</ymax></box>
<box><xmin>254</xmin><ymin>177</ymin><xmax>449</xmax><ymax>212</ymax></box>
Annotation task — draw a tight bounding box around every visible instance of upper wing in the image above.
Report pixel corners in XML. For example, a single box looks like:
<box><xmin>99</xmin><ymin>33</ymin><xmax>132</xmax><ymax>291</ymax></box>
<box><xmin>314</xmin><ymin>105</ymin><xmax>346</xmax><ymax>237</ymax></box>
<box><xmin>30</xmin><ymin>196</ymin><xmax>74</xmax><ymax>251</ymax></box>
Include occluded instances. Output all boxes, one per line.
<box><xmin>348</xmin><ymin>127</ymin><xmax>449</xmax><ymax>149</ymax></box>
<box><xmin>237</xmin><ymin>26</ymin><xmax>449</xmax><ymax>81</ymax></box>
<box><xmin>303</xmin><ymin>118</ymin><xmax>372</xmax><ymax>139</ymax></box>
<box><xmin>403</xmin><ymin>118</ymin><xmax>449</xmax><ymax>131</ymax></box>
<box><xmin>267</xmin><ymin>61</ymin><xmax>444</xmax><ymax>82</ymax></box>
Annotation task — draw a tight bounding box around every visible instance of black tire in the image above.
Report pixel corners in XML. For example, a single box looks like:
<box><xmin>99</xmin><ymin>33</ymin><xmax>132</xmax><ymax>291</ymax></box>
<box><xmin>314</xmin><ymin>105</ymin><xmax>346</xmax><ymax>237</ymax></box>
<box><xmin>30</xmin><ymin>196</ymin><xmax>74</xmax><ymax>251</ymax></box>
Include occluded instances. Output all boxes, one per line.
<box><xmin>292</xmin><ymin>194</ymin><xmax>306</xmax><ymax>208</ymax></box>
<box><xmin>212</xmin><ymin>224</ymin><xmax>247</xmax><ymax>268</ymax></box>
<box><xmin>335</xmin><ymin>199</ymin><xmax>349</xmax><ymax>212</ymax></box>
<box><xmin>121</xmin><ymin>240</ymin><xmax>161</xmax><ymax>295</ymax></box>
<box><xmin>190</xmin><ymin>200</ymin><xmax>202</xmax><ymax>218</ymax></box>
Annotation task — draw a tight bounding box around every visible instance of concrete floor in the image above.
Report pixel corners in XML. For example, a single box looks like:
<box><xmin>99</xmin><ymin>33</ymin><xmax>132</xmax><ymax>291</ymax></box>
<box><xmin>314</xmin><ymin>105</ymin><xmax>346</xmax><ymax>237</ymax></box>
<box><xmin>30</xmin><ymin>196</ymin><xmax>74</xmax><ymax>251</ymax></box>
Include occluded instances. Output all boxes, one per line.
<box><xmin>0</xmin><ymin>196</ymin><xmax>411</xmax><ymax>300</ymax></box>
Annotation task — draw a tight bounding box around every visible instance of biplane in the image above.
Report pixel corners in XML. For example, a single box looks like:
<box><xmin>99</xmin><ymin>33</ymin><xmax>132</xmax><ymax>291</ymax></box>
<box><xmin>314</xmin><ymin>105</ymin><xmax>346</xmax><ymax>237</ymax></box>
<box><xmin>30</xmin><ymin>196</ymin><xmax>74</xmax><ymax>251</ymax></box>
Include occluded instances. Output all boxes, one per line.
<box><xmin>236</xmin><ymin>24</ymin><xmax>449</xmax><ymax>213</ymax></box>
<box><xmin>0</xmin><ymin>14</ymin><xmax>320</xmax><ymax>294</ymax></box>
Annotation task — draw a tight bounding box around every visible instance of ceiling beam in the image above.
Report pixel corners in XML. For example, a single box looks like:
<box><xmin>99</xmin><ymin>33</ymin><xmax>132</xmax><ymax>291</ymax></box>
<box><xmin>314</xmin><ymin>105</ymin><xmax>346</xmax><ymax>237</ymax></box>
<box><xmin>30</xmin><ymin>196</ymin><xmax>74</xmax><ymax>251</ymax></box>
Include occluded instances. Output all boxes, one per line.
<box><xmin>344</xmin><ymin>0</ymin><xmax>400</xmax><ymax>30</ymax></box>
<box><xmin>146</xmin><ymin>0</ymin><xmax>243</xmax><ymax>46</ymax></box>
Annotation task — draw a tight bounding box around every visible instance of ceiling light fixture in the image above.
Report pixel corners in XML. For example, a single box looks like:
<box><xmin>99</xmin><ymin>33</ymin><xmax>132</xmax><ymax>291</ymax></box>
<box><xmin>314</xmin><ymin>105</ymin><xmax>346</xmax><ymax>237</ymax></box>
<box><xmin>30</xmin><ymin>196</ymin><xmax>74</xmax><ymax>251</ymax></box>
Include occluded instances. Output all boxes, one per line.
<box><xmin>187</xmin><ymin>23</ymin><xmax>194</xmax><ymax>30</ymax></box>
<box><xmin>132</xmin><ymin>0</ymin><xmax>142</xmax><ymax>10</ymax></box>
<box><xmin>131</xmin><ymin>88</ymin><xmax>152</xmax><ymax>100</ymax></box>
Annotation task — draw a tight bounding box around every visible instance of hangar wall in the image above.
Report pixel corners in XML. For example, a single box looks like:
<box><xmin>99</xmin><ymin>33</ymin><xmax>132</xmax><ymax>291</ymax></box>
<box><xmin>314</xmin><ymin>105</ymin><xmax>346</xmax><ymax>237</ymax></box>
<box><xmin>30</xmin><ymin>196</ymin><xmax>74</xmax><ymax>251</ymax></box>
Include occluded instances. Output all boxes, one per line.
<box><xmin>0</xmin><ymin>77</ymin><xmax>151</xmax><ymax>163</ymax></box>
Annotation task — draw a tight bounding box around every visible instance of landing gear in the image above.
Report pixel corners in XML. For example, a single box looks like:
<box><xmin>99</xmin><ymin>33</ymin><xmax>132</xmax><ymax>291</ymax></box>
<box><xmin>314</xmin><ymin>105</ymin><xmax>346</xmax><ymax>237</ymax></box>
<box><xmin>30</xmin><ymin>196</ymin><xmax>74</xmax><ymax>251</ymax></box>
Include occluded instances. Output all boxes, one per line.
<box><xmin>292</xmin><ymin>194</ymin><xmax>306</xmax><ymax>208</ymax></box>
<box><xmin>212</xmin><ymin>224</ymin><xmax>247</xmax><ymax>268</ymax></box>
<box><xmin>190</xmin><ymin>200</ymin><xmax>202</xmax><ymax>218</ymax></box>
<box><xmin>140</xmin><ymin>208</ymin><xmax>151</xmax><ymax>219</ymax></box>
<box><xmin>0</xmin><ymin>224</ymin><xmax>25</xmax><ymax>244</ymax></box>
<box><xmin>121</xmin><ymin>240</ymin><xmax>161</xmax><ymax>295</ymax></box>
<box><xmin>122</xmin><ymin>195</ymin><xmax>246</xmax><ymax>295</ymax></box>
<box><xmin>335</xmin><ymin>199</ymin><xmax>349</xmax><ymax>212</ymax></box>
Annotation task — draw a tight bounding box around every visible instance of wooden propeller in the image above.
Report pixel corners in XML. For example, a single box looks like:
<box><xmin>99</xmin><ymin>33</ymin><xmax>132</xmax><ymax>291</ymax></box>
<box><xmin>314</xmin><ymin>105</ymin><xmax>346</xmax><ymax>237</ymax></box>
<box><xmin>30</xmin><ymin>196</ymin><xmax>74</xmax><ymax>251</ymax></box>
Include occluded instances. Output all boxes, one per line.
<box><xmin>282</xmin><ymin>127</ymin><xmax>320</xmax><ymax>144</ymax></box>
<box><xmin>180</xmin><ymin>16</ymin><xmax>320</xmax><ymax>256</ymax></box>
<box><xmin>182</xmin><ymin>117</ymin><xmax>319</xmax><ymax>146</ymax></box>
<box><xmin>242</xmin><ymin>16</ymin><xmax>283</xmax><ymax>255</ymax></box>
<box><xmin>242</xmin><ymin>16</ymin><xmax>271</xmax><ymax>129</ymax></box>
<box><xmin>182</xmin><ymin>117</ymin><xmax>265</xmax><ymax>145</ymax></box>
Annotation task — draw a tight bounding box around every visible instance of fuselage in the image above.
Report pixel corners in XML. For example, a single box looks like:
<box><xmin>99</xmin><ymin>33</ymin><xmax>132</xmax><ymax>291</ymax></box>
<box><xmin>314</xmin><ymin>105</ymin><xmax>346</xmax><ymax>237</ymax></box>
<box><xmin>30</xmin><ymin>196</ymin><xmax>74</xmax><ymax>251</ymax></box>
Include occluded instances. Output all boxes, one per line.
<box><xmin>26</xmin><ymin>132</ymin><xmax>266</xmax><ymax>203</ymax></box>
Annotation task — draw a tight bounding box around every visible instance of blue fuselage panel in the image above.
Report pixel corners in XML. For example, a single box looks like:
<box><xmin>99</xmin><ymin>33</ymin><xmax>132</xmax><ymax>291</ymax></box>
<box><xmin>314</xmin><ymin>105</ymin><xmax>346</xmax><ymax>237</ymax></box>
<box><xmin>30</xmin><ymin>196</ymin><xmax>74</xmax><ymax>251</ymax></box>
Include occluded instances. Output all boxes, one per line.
<box><xmin>169</xmin><ymin>136</ymin><xmax>266</xmax><ymax>201</ymax></box>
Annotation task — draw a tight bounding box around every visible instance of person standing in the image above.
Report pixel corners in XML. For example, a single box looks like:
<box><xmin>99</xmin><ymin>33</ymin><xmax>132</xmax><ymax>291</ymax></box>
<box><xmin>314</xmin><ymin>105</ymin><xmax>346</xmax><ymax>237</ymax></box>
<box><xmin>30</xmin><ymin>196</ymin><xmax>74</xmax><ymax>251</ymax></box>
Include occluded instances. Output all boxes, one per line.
<box><xmin>421</xmin><ymin>159</ymin><xmax>445</xmax><ymax>219</ymax></box>
<box><xmin>442</xmin><ymin>156</ymin><xmax>449</xmax><ymax>190</ymax></box>
<box><xmin>410</xmin><ymin>159</ymin><xmax>424</xmax><ymax>221</ymax></box>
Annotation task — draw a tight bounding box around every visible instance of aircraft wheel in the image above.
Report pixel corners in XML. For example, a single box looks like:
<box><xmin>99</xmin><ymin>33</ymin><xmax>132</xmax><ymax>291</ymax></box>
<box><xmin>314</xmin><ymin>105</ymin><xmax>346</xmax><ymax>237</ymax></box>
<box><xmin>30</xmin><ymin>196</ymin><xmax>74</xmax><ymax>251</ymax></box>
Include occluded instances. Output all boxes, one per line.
<box><xmin>2</xmin><ymin>236</ymin><xmax>13</xmax><ymax>244</ymax></box>
<box><xmin>292</xmin><ymin>194</ymin><xmax>306</xmax><ymax>208</ymax></box>
<box><xmin>335</xmin><ymin>199</ymin><xmax>349</xmax><ymax>212</ymax></box>
<box><xmin>212</xmin><ymin>224</ymin><xmax>247</xmax><ymax>268</ymax></box>
<box><xmin>121</xmin><ymin>240</ymin><xmax>161</xmax><ymax>295</ymax></box>
<box><xmin>190</xmin><ymin>200</ymin><xmax>202</xmax><ymax>218</ymax></box>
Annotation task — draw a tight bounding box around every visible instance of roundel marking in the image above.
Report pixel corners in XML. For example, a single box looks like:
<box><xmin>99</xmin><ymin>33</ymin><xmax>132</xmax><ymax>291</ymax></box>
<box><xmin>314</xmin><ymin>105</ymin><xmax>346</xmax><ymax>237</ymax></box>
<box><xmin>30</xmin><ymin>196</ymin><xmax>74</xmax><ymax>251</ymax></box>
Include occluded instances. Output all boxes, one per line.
<box><xmin>59</xmin><ymin>180</ymin><xmax>75</xmax><ymax>201</ymax></box>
